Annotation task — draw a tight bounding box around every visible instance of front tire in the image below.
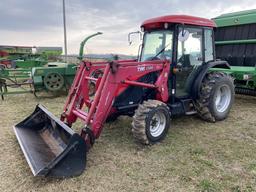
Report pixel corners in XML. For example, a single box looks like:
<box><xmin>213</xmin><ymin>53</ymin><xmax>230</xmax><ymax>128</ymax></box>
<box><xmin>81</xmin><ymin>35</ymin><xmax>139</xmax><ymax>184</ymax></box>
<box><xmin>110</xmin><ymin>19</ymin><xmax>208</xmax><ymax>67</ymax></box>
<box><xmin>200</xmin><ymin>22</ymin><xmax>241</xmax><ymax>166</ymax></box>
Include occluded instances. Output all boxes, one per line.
<box><xmin>195</xmin><ymin>72</ymin><xmax>234</xmax><ymax>122</ymax></box>
<box><xmin>132</xmin><ymin>100</ymin><xmax>171</xmax><ymax>144</ymax></box>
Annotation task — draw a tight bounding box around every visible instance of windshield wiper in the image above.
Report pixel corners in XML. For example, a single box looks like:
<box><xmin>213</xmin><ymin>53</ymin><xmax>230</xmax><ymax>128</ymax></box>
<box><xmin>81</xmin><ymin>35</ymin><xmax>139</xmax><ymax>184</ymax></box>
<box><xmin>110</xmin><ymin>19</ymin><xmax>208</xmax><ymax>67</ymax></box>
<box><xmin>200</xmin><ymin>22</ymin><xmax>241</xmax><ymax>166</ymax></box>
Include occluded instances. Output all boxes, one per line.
<box><xmin>151</xmin><ymin>43</ymin><xmax>170</xmax><ymax>60</ymax></box>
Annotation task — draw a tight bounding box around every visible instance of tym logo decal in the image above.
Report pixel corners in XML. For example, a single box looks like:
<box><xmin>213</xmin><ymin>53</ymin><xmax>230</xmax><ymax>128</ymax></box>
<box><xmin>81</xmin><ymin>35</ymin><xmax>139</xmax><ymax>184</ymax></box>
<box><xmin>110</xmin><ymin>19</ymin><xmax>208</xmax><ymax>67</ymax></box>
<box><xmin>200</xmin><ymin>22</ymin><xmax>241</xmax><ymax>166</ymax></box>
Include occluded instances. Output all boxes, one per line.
<box><xmin>137</xmin><ymin>65</ymin><xmax>153</xmax><ymax>72</ymax></box>
<box><xmin>146</xmin><ymin>66</ymin><xmax>153</xmax><ymax>70</ymax></box>
<box><xmin>137</xmin><ymin>66</ymin><xmax>145</xmax><ymax>72</ymax></box>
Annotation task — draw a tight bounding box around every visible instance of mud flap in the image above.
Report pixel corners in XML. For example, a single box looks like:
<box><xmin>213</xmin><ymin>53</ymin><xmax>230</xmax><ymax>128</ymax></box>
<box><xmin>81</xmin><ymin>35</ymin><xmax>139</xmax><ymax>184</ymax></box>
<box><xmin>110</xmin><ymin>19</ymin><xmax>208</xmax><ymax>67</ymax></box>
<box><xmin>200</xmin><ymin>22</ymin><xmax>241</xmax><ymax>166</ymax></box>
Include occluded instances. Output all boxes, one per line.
<box><xmin>13</xmin><ymin>104</ymin><xmax>87</xmax><ymax>177</ymax></box>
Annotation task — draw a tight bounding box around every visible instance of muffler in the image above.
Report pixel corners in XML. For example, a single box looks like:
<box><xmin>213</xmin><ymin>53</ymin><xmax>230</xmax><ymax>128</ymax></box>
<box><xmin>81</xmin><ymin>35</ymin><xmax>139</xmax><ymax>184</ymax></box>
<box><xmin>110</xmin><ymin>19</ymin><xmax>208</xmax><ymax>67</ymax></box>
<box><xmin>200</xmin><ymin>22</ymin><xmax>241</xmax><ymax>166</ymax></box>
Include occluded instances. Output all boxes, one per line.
<box><xmin>13</xmin><ymin>104</ymin><xmax>87</xmax><ymax>177</ymax></box>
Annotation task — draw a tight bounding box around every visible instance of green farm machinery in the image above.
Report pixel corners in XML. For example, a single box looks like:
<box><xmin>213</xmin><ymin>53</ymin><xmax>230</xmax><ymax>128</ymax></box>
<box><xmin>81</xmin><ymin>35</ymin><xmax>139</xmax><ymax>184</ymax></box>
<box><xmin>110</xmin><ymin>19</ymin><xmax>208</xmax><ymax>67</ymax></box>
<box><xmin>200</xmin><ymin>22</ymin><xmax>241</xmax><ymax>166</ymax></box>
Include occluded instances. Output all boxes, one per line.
<box><xmin>0</xmin><ymin>62</ymin><xmax>76</xmax><ymax>100</ymax></box>
<box><xmin>0</xmin><ymin>67</ymin><xmax>33</xmax><ymax>100</ymax></box>
<box><xmin>0</xmin><ymin>62</ymin><xmax>77</xmax><ymax>99</ymax></box>
<box><xmin>32</xmin><ymin>62</ymin><xmax>76</xmax><ymax>93</ymax></box>
<box><xmin>213</xmin><ymin>9</ymin><xmax>256</xmax><ymax>96</ymax></box>
<box><xmin>0</xmin><ymin>33</ymin><xmax>103</xmax><ymax>99</ymax></box>
<box><xmin>0</xmin><ymin>45</ymin><xmax>66</xmax><ymax>99</ymax></box>
<box><xmin>0</xmin><ymin>45</ymin><xmax>51</xmax><ymax>69</ymax></box>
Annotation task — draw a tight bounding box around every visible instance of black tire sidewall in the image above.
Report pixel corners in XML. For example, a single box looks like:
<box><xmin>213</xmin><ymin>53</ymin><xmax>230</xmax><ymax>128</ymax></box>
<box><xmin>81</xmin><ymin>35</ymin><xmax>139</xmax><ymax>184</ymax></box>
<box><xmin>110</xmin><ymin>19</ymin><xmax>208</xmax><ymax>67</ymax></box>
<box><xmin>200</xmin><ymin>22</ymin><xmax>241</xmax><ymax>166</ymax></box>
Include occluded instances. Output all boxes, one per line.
<box><xmin>209</xmin><ymin>77</ymin><xmax>234</xmax><ymax>121</ymax></box>
<box><xmin>145</xmin><ymin>106</ymin><xmax>170</xmax><ymax>143</ymax></box>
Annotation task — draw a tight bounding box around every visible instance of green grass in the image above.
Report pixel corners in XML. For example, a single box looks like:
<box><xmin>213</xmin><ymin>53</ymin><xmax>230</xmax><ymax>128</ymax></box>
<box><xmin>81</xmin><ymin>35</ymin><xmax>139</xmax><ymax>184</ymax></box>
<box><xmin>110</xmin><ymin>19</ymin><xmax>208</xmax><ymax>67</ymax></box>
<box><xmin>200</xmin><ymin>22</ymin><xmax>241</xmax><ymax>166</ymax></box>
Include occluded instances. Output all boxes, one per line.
<box><xmin>0</xmin><ymin>94</ymin><xmax>256</xmax><ymax>191</ymax></box>
<box><xmin>199</xmin><ymin>179</ymin><xmax>219</xmax><ymax>192</ymax></box>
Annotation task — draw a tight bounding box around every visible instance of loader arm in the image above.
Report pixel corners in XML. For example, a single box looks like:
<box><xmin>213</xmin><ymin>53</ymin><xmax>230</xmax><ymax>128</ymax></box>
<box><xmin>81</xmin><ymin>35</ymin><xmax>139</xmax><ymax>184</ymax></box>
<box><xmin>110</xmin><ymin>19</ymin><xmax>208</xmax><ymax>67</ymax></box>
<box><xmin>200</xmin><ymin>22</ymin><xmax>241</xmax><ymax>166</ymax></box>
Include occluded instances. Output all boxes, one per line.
<box><xmin>61</xmin><ymin>59</ymin><xmax>170</xmax><ymax>140</ymax></box>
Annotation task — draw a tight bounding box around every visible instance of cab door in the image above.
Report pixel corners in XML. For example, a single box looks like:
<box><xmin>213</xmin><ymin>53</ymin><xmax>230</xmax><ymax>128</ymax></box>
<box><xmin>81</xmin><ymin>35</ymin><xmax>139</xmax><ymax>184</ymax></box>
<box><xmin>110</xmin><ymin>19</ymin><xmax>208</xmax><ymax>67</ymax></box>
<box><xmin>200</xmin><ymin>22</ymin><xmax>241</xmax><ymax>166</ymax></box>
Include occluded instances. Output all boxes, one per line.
<box><xmin>175</xmin><ymin>27</ymin><xmax>204</xmax><ymax>97</ymax></box>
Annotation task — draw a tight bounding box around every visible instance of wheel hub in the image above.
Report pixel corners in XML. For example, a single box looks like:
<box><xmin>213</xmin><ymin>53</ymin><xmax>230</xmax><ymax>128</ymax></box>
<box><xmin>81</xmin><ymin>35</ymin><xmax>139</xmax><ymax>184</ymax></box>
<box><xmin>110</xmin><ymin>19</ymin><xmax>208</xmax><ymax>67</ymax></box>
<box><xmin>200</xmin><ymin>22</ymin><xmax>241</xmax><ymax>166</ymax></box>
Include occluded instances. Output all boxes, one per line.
<box><xmin>44</xmin><ymin>73</ymin><xmax>64</xmax><ymax>91</ymax></box>
<box><xmin>150</xmin><ymin>111</ymin><xmax>166</xmax><ymax>137</ymax></box>
<box><xmin>215</xmin><ymin>84</ymin><xmax>231</xmax><ymax>113</ymax></box>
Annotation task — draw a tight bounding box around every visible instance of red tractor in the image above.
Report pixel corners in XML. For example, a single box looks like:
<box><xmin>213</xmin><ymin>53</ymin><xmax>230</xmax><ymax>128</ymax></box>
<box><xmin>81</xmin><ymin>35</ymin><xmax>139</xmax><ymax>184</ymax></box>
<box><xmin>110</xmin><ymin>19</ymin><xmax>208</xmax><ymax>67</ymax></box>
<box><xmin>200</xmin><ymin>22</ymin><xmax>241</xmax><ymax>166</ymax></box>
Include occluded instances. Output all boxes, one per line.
<box><xmin>14</xmin><ymin>15</ymin><xmax>234</xmax><ymax>177</ymax></box>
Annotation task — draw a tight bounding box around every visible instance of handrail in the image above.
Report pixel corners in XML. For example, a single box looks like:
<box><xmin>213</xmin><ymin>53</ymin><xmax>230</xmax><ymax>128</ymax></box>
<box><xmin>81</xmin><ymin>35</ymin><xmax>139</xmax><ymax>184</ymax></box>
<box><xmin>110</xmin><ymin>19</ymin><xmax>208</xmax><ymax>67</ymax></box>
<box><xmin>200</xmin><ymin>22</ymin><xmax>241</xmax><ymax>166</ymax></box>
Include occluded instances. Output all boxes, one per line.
<box><xmin>215</xmin><ymin>39</ymin><xmax>256</xmax><ymax>45</ymax></box>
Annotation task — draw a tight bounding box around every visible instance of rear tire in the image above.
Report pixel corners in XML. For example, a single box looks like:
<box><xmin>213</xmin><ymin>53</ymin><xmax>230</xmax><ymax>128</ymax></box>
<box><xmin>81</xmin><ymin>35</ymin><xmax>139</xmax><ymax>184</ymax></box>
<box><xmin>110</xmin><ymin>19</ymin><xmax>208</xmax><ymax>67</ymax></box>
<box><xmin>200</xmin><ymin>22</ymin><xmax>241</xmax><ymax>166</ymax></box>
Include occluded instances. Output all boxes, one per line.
<box><xmin>132</xmin><ymin>100</ymin><xmax>170</xmax><ymax>144</ymax></box>
<box><xmin>195</xmin><ymin>72</ymin><xmax>234</xmax><ymax>122</ymax></box>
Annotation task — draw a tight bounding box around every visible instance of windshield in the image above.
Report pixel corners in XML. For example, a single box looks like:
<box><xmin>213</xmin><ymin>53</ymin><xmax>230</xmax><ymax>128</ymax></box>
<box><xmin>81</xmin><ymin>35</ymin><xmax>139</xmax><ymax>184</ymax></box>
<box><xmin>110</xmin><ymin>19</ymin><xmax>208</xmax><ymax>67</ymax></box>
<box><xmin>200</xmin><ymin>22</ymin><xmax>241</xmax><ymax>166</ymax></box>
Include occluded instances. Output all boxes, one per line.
<box><xmin>140</xmin><ymin>30</ymin><xmax>173</xmax><ymax>61</ymax></box>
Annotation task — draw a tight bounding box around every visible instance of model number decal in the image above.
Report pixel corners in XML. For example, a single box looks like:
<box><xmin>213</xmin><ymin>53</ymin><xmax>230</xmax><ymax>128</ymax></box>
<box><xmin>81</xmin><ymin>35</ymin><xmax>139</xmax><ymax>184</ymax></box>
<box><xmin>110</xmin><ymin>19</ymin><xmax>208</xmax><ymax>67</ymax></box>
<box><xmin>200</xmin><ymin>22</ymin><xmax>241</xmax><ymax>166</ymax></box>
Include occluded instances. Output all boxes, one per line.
<box><xmin>137</xmin><ymin>65</ymin><xmax>153</xmax><ymax>72</ymax></box>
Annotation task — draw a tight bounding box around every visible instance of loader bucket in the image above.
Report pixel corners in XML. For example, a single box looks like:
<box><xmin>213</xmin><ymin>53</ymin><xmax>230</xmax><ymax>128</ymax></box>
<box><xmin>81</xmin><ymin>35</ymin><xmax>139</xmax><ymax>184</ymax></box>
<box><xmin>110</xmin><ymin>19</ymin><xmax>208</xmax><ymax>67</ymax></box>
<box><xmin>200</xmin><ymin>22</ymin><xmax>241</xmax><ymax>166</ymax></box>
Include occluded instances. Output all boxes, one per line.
<box><xmin>13</xmin><ymin>104</ymin><xmax>87</xmax><ymax>177</ymax></box>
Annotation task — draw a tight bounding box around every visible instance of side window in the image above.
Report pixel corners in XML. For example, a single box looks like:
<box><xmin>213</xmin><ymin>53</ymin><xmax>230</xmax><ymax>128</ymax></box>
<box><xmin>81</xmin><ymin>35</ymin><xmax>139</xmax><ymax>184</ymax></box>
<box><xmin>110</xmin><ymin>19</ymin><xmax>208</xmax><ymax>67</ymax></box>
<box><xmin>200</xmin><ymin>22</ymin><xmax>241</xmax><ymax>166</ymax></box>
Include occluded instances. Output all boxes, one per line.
<box><xmin>204</xmin><ymin>29</ymin><xmax>214</xmax><ymax>62</ymax></box>
<box><xmin>177</xmin><ymin>27</ymin><xmax>203</xmax><ymax>67</ymax></box>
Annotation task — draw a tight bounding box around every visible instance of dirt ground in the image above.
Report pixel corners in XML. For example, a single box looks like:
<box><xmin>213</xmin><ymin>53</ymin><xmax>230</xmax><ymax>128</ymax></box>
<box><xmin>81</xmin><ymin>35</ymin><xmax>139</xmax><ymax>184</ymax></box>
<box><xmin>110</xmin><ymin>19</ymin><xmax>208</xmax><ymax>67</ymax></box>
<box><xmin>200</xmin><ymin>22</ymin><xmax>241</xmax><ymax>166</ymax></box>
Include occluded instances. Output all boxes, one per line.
<box><xmin>0</xmin><ymin>94</ymin><xmax>255</xmax><ymax>192</ymax></box>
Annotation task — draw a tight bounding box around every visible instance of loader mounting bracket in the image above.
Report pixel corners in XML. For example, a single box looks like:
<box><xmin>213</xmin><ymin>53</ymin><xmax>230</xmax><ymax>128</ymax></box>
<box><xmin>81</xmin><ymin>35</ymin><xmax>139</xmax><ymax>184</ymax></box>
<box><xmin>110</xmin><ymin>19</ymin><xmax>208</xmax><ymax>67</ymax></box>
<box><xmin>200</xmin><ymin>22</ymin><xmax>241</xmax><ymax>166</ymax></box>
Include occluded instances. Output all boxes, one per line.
<box><xmin>82</xmin><ymin>127</ymin><xmax>95</xmax><ymax>147</ymax></box>
<box><xmin>109</xmin><ymin>61</ymin><xmax>119</xmax><ymax>74</ymax></box>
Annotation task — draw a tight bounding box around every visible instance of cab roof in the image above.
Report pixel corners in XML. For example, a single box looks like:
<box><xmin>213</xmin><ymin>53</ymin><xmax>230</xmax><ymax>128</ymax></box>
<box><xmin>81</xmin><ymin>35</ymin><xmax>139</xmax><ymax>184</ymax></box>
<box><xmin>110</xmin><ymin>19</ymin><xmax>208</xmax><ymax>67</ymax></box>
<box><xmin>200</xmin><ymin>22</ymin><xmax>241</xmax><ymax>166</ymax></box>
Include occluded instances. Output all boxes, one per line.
<box><xmin>141</xmin><ymin>15</ymin><xmax>216</xmax><ymax>30</ymax></box>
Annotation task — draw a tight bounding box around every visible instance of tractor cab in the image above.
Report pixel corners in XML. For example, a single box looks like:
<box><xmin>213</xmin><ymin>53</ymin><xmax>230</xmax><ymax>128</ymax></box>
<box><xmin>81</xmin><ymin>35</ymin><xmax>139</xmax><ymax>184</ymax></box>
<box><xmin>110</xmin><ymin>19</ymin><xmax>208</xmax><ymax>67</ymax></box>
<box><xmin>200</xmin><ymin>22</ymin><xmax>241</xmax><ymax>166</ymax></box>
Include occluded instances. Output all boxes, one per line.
<box><xmin>140</xmin><ymin>15</ymin><xmax>216</xmax><ymax>97</ymax></box>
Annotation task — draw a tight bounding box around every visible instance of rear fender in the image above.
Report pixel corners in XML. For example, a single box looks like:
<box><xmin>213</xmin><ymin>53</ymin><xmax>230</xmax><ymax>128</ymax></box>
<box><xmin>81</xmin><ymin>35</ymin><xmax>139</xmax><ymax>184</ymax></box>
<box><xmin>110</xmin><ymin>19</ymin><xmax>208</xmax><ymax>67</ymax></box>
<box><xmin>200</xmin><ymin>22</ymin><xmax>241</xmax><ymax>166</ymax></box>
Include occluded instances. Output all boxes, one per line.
<box><xmin>191</xmin><ymin>60</ymin><xmax>230</xmax><ymax>99</ymax></box>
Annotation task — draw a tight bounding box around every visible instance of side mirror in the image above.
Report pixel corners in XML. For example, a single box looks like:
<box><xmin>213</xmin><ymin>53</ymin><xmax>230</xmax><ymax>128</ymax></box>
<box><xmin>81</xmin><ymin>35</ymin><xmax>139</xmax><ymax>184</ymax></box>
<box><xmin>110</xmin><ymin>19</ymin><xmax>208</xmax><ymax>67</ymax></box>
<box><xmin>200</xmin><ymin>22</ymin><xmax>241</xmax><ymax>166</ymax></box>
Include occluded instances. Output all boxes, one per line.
<box><xmin>128</xmin><ymin>31</ymin><xmax>142</xmax><ymax>45</ymax></box>
<box><xmin>178</xmin><ymin>29</ymin><xmax>189</xmax><ymax>42</ymax></box>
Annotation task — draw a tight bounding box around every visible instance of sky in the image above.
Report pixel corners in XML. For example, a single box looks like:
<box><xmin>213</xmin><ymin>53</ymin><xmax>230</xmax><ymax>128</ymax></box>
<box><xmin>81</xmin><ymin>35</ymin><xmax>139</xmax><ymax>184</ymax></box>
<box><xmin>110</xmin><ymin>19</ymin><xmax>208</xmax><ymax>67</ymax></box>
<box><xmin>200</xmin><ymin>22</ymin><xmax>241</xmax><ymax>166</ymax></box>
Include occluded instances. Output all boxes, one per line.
<box><xmin>1</xmin><ymin>0</ymin><xmax>256</xmax><ymax>55</ymax></box>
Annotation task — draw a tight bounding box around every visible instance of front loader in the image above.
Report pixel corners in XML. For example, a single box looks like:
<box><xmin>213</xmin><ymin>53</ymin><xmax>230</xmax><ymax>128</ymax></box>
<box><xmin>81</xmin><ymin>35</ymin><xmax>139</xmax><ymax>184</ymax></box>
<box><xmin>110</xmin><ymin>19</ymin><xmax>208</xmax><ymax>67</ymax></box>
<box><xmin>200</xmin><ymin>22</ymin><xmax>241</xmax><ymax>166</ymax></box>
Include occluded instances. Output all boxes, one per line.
<box><xmin>14</xmin><ymin>15</ymin><xmax>235</xmax><ymax>177</ymax></box>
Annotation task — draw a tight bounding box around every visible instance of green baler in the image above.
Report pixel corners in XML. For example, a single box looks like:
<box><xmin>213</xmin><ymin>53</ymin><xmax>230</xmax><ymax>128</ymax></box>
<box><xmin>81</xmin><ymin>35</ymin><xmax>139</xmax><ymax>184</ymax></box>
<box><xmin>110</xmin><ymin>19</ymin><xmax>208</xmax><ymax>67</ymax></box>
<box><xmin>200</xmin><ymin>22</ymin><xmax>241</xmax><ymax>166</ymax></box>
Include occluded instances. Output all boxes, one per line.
<box><xmin>32</xmin><ymin>62</ymin><xmax>76</xmax><ymax>93</ymax></box>
<box><xmin>0</xmin><ymin>62</ymin><xmax>76</xmax><ymax>99</ymax></box>
<box><xmin>213</xmin><ymin>9</ymin><xmax>256</xmax><ymax>96</ymax></box>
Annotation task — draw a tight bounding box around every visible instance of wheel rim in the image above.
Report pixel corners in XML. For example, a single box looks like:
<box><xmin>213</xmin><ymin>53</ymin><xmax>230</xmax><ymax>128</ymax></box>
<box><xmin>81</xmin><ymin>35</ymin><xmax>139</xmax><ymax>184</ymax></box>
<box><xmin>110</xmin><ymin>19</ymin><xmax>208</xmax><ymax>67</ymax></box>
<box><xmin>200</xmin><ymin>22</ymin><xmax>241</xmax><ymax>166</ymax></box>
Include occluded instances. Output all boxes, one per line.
<box><xmin>88</xmin><ymin>70</ymin><xmax>103</xmax><ymax>97</ymax></box>
<box><xmin>215</xmin><ymin>84</ymin><xmax>231</xmax><ymax>113</ymax></box>
<box><xmin>44</xmin><ymin>73</ymin><xmax>64</xmax><ymax>91</ymax></box>
<box><xmin>88</xmin><ymin>82</ymin><xmax>96</xmax><ymax>96</ymax></box>
<box><xmin>149</xmin><ymin>110</ymin><xmax>166</xmax><ymax>137</ymax></box>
